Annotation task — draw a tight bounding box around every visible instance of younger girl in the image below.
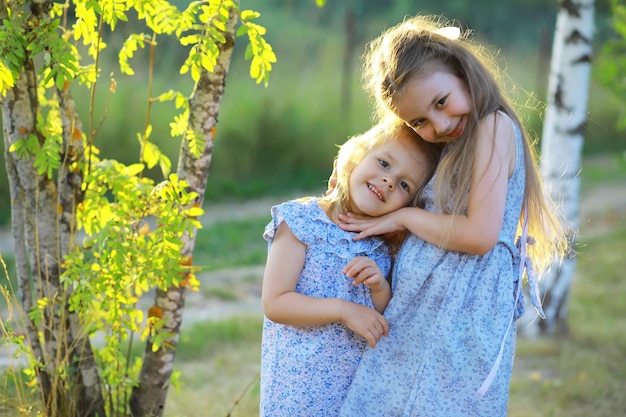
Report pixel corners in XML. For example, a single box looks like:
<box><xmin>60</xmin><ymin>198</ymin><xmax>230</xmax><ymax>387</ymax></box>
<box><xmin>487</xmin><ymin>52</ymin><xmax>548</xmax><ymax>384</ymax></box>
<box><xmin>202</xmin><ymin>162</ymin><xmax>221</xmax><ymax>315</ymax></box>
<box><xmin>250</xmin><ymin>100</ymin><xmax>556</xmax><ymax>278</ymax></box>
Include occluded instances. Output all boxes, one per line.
<box><xmin>260</xmin><ymin>121</ymin><xmax>439</xmax><ymax>416</ymax></box>
<box><xmin>337</xmin><ymin>15</ymin><xmax>568</xmax><ymax>416</ymax></box>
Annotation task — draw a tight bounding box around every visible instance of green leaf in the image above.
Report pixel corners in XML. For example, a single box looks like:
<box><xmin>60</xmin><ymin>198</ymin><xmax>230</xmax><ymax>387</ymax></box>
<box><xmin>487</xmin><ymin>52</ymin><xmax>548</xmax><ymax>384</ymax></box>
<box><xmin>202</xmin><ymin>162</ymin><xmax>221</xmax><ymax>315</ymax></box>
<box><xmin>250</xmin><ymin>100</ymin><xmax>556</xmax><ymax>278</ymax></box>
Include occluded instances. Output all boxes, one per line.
<box><xmin>185</xmin><ymin>206</ymin><xmax>204</xmax><ymax>217</ymax></box>
<box><xmin>200</xmin><ymin>50</ymin><xmax>216</xmax><ymax>72</ymax></box>
<box><xmin>244</xmin><ymin>43</ymin><xmax>253</xmax><ymax>60</ymax></box>
<box><xmin>236</xmin><ymin>24</ymin><xmax>249</xmax><ymax>37</ymax></box>
<box><xmin>0</xmin><ymin>62</ymin><xmax>15</xmax><ymax>96</ymax></box>
<box><xmin>158</xmin><ymin>153</ymin><xmax>172</xmax><ymax>178</ymax></box>
<box><xmin>8</xmin><ymin>134</ymin><xmax>40</xmax><ymax>158</ymax></box>
<box><xmin>56</xmin><ymin>72</ymin><xmax>65</xmax><ymax>90</ymax></box>
<box><xmin>240</xmin><ymin>10</ymin><xmax>260</xmax><ymax>20</ymax></box>
<box><xmin>143</xmin><ymin>142</ymin><xmax>160</xmax><ymax>170</ymax></box>
<box><xmin>180</xmin><ymin>34</ymin><xmax>200</xmax><ymax>46</ymax></box>
<box><xmin>124</xmin><ymin>163</ymin><xmax>145</xmax><ymax>176</ymax></box>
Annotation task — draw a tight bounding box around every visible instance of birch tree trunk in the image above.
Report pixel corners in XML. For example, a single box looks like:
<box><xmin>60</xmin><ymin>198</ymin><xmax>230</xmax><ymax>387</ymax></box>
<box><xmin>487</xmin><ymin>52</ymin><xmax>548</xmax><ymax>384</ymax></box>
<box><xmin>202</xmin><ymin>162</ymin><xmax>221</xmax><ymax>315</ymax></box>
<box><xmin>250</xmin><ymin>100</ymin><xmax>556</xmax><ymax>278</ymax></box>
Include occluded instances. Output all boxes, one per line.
<box><xmin>129</xmin><ymin>6</ymin><xmax>239</xmax><ymax>417</ymax></box>
<box><xmin>519</xmin><ymin>0</ymin><xmax>595</xmax><ymax>336</ymax></box>
<box><xmin>1</xmin><ymin>26</ymin><xmax>106</xmax><ymax>417</ymax></box>
<box><xmin>2</xmin><ymin>1</ymin><xmax>271</xmax><ymax>415</ymax></box>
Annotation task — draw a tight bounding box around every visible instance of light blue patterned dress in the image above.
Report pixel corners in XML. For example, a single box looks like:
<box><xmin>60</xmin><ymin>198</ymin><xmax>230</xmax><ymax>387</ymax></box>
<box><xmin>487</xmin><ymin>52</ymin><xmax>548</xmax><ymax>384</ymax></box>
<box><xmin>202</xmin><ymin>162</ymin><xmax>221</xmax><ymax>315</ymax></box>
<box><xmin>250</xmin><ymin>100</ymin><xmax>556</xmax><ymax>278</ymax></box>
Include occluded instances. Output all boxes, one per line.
<box><xmin>260</xmin><ymin>198</ymin><xmax>392</xmax><ymax>417</ymax></box>
<box><xmin>340</xmin><ymin>115</ymin><xmax>541</xmax><ymax>417</ymax></box>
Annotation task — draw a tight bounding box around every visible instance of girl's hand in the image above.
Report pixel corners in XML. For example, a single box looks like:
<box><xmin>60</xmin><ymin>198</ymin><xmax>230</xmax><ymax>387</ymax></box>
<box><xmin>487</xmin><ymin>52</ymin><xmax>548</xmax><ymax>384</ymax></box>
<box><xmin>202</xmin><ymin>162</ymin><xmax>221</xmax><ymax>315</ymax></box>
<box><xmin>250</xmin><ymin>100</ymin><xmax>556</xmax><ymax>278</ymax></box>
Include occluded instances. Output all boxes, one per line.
<box><xmin>343</xmin><ymin>256</ymin><xmax>388</xmax><ymax>293</ymax></box>
<box><xmin>344</xmin><ymin>256</ymin><xmax>392</xmax><ymax>313</ymax></box>
<box><xmin>340</xmin><ymin>302</ymin><xmax>389</xmax><ymax>348</ymax></box>
<box><xmin>338</xmin><ymin>210</ymin><xmax>406</xmax><ymax>240</ymax></box>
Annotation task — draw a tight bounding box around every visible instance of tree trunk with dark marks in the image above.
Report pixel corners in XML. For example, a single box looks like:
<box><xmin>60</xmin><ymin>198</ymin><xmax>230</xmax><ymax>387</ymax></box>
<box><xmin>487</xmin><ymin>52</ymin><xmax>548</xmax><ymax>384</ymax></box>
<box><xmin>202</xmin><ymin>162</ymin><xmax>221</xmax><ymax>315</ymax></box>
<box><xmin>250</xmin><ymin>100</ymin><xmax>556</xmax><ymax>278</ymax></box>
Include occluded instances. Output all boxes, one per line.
<box><xmin>1</xmin><ymin>2</ymin><xmax>106</xmax><ymax>414</ymax></box>
<box><xmin>128</xmin><ymin>7</ymin><xmax>239</xmax><ymax>417</ymax></box>
<box><xmin>518</xmin><ymin>0</ymin><xmax>595</xmax><ymax>337</ymax></box>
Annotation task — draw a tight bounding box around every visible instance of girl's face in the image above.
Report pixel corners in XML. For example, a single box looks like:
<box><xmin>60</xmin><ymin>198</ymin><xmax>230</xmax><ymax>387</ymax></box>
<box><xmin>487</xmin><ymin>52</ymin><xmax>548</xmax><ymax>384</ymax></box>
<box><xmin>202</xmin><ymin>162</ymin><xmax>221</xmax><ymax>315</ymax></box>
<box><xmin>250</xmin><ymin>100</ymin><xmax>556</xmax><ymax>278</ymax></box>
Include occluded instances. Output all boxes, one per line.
<box><xmin>393</xmin><ymin>71</ymin><xmax>471</xmax><ymax>144</ymax></box>
<box><xmin>348</xmin><ymin>136</ymin><xmax>427</xmax><ymax>217</ymax></box>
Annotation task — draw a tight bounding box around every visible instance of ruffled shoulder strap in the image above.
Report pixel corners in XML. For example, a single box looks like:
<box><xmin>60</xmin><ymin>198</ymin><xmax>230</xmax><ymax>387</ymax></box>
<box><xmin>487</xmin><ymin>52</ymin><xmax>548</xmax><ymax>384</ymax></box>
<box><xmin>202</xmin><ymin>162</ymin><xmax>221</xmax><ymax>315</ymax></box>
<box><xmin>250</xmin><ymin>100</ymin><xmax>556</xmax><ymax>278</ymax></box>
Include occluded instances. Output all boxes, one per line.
<box><xmin>263</xmin><ymin>199</ymin><xmax>389</xmax><ymax>262</ymax></box>
<box><xmin>263</xmin><ymin>199</ymin><xmax>322</xmax><ymax>246</ymax></box>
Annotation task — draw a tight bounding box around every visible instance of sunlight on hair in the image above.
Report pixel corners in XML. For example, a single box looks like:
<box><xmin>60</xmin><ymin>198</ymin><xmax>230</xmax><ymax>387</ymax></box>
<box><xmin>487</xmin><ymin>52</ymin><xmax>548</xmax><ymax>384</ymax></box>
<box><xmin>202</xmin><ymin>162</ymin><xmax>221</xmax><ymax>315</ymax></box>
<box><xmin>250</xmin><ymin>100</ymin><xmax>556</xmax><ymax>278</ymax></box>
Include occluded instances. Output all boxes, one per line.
<box><xmin>432</xmin><ymin>26</ymin><xmax>461</xmax><ymax>40</ymax></box>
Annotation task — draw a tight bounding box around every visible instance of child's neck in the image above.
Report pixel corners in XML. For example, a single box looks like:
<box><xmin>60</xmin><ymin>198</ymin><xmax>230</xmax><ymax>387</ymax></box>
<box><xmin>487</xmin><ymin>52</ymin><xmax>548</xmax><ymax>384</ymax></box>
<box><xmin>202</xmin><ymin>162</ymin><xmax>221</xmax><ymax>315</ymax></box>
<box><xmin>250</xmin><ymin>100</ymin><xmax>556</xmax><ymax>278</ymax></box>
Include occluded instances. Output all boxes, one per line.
<box><xmin>319</xmin><ymin>200</ymin><xmax>343</xmax><ymax>226</ymax></box>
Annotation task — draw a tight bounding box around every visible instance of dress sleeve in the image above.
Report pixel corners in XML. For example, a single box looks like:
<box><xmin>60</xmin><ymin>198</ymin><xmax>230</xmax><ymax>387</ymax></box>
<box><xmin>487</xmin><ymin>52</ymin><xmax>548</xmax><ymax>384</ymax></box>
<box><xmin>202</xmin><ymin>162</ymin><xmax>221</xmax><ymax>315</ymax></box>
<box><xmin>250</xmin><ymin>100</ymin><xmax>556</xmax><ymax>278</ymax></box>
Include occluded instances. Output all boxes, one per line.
<box><xmin>263</xmin><ymin>200</ymin><xmax>318</xmax><ymax>247</ymax></box>
<box><xmin>263</xmin><ymin>199</ymin><xmax>392</xmax><ymax>278</ymax></box>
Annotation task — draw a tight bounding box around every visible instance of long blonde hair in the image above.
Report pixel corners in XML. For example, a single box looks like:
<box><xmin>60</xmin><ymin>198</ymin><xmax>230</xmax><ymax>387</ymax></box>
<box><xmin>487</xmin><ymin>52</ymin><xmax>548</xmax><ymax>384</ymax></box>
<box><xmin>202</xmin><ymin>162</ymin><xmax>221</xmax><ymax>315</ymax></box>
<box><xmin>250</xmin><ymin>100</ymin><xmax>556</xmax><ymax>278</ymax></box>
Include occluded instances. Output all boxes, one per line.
<box><xmin>362</xmin><ymin>15</ymin><xmax>568</xmax><ymax>272</ymax></box>
<box><xmin>318</xmin><ymin>119</ymin><xmax>439</xmax><ymax>219</ymax></box>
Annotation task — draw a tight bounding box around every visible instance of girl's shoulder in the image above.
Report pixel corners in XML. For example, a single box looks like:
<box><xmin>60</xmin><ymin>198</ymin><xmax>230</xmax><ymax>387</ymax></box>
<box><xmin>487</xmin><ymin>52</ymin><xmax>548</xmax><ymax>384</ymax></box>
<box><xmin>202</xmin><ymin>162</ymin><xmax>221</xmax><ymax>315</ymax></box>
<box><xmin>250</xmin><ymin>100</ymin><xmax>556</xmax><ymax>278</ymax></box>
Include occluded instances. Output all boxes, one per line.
<box><xmin>272</xmin><ymin>198</ymin><xmax>324</xmax><ymax>223</ymax></box>
<box><xmin>265</xmin><ymin>198</ymin><xmax>390</xmax><ymax>260</ymax></box>
<box><xmin>477</xmin><ymin>111</ymin><xmax>518</xmax><ymax>174</ymax></box>
<box><xmin>264</xmin><ymin>198</ymin><xmax>329</xmax><ymax>246</ymax></box>
<box><xmin>478</xmin><ymin>111</ymin><xmax>517</xmax><ymax>138</ymax></box>
<box><xmin>475</xmin><ymin>111</ymin><xmax>518</xmax><ymax>178</ymax></box>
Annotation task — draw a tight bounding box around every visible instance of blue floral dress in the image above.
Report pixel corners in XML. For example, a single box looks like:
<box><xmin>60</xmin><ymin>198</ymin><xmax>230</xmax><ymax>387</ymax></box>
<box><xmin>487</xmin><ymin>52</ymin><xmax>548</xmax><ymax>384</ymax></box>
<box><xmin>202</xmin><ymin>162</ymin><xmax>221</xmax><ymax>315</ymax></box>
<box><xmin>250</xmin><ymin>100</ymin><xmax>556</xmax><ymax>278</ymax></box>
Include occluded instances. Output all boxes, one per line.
<box><xmin>260</xmin><ymin>199</ymin><xmax>392</xmax><ymax>417</ymax></box>
<box><xmin>340</xmin><ymin>116</ymin><xmax>540</xmax><ymax>416</ymax></box>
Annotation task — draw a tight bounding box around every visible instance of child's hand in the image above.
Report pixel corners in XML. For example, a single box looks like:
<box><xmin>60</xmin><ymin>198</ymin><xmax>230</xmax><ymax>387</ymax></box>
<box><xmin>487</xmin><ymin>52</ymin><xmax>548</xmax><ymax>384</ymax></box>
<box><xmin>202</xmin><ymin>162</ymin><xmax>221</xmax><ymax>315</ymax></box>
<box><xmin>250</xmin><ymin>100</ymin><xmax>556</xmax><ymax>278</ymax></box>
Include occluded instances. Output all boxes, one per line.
<box><xmin>340</xmin><ymin>302</ymin><xmax>389</xmax><ymax>348</ymax></box>
<box><xmin>343</xmin><ymin>256</ymin><xmax>389</xmax><ymax>293</ymax></box>
<box><xmin>338</xmin><ymin>210</ymin><xmax>405</xmax><ymax>240</ymax></box>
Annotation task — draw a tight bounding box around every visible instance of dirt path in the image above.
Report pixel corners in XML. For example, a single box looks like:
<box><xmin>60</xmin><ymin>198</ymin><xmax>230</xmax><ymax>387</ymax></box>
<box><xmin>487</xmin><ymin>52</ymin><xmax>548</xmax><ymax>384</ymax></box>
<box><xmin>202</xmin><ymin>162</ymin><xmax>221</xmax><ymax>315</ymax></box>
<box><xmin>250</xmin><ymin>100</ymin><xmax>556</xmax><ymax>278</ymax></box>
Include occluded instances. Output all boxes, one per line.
<box><xmin>0</xmin><ymin>193</ymin><xmax>297</xmax><ymax>256</ymax></box>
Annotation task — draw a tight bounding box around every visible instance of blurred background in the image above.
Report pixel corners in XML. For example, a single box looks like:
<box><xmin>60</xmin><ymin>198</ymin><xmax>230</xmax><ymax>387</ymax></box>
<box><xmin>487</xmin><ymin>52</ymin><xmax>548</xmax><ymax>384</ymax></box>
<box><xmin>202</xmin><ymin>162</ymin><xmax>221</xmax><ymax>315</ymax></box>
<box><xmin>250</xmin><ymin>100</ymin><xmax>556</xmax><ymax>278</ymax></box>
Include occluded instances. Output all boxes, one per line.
<box><xmin>0</xmin><ymin>0</ymin><xmax>624</xmax><ymax>225</ymax></box>
<box><xmin>1</xmin><ymin>2</ymin><xmax>625</xmax><ymax>416</ymax></box>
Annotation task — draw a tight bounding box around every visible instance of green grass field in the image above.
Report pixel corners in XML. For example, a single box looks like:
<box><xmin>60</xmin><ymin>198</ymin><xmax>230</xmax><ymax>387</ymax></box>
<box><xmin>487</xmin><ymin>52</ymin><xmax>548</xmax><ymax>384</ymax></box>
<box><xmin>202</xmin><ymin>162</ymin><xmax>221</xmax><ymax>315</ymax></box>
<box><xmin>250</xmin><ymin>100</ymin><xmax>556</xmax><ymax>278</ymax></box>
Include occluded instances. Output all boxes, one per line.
<box><xmin>1</xmin><ymin>154</ymin><xmax>625</xmax><ymax>416</ymax></box>
<box><xmin>165</xmin><ymin>154</ymin><xmax>626</xmax><ymax>417</ymax></box>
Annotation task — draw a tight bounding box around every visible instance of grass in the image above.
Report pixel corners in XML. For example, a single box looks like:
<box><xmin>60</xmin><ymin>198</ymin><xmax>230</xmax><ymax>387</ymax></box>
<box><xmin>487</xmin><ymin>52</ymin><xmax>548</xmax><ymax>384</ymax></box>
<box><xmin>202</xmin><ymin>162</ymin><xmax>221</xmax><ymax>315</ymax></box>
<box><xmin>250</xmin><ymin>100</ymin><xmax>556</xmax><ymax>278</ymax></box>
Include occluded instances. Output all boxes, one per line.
<box><xmin>202</xmin><ymin>285</ymin><xmax>239</xmax><ymax>301</ymax></box>
<box><xmin>508</xmin><ymin>213</ymin><xmax>626</xmax><ymax>417</ymax></box>
<box><xmin>0</xmin><ymin>315</ymin><xmax>264</xmax><ymax>417</ymax></box>
<box><xmin>510</xmin><ymin>153</ymin><xmax>626</xmax><ymax>416</ymax></box>
<box><xmin>164</xmin><ymin>317</ymin><xmax>263</xmax><ymax>417</ymax></box>
<box><xmin>165</xmin><ymin>337</ymin><xmax>261</xmax><ymax>417</ymax></box>
<box><xmin>175</xmin><ymin>317</ymin><xmax>263</xmax><ymax>363</ymax></box>
<box><xmin>164</xmin><ymin>154</ymin><xmax>626</xmax><ymax>416</ymax></box>
<box><xmin>579</xmin><ymin>152</ymin><xmax>626</xmax><ymax>189</ymax></box>
<box><xmin>193</xmin><ymin>217</ymin><xmax>270</xmax><ymax>272</ymax></box>
<box><xmin>0</xmin><ymin>255</ymin><xmax>17</xmax><ymax>311</ymax></box>
<box><xmin>1</xmin><ymin>154</ymin><xmax>625</xmax><ymax>416</ymax></box>
<box><xmin>162</xmin><ymin>199</ymin><xmax>626</xmax><ymax>417</ymax></box>
<box><xmin>172</xmin><ymin>154</ymin><xmax>626</xmax><ymax>416</ymax></box>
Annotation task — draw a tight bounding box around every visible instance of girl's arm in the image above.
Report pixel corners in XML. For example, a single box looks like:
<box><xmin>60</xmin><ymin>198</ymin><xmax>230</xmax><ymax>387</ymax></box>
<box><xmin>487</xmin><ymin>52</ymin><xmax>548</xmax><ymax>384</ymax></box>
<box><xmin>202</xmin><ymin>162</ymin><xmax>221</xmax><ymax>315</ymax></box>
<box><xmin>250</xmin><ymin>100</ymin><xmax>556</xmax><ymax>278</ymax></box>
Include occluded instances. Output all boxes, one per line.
<box><xmin>340</xmin><ymin>113</ymin><xmax>516</xmax><ymax>255</ymax></box>
<box><xmin>262</xmin><ymin>221</ymin><xmax>389</xmax><ymax>347</ymax></box>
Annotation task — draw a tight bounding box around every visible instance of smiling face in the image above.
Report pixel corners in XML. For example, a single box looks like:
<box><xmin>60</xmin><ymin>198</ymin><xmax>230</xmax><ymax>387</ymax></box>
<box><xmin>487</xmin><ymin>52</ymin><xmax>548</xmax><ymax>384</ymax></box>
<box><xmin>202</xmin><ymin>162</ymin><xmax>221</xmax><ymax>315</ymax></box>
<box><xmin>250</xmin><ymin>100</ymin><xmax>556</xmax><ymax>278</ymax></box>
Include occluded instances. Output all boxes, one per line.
<box><xmin>393</xmin><ymin>70</ymin><xmax>471</xmax><ymax>144</ymax></box>
<box><xmin>348</xmin><ymin>133</ymin><xmax>429</xmax><ymax>217</ymax></box>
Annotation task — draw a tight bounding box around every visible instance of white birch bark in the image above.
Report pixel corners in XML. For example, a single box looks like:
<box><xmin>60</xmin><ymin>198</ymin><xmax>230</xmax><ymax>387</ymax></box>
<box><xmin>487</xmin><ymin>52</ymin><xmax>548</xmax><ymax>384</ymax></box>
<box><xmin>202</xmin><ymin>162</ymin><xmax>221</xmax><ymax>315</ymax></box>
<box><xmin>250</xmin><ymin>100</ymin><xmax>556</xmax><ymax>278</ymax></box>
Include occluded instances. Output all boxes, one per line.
<box><xmin>56</xmin><ymin>84</ymin><xmax>106</xmax><ymax>416</ymax></box>
<box><xmin>519</xmin><ymin>0</ymin><xmax>595</xmax><ymax>336</ymax></box>
<box><xmin>1</xmin><ymin>3</ymin><xmax>106</xmax><ymax>415</ymax></box>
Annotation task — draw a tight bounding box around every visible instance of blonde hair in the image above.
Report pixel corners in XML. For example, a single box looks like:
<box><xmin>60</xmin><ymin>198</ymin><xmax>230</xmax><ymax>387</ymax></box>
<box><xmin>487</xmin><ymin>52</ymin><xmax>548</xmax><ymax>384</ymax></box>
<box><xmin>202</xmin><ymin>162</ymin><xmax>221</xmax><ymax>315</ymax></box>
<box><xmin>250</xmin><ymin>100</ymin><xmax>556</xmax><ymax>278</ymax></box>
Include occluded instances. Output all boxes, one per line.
<box><xmin>362</xmin><ymin>14</ymin><xmax>568</xmax><ymax>272</ymax></box>
<box><xmin>318</xmin><ymin>119</ymin><xmax>439</xmax><ymax>219</ymax></box>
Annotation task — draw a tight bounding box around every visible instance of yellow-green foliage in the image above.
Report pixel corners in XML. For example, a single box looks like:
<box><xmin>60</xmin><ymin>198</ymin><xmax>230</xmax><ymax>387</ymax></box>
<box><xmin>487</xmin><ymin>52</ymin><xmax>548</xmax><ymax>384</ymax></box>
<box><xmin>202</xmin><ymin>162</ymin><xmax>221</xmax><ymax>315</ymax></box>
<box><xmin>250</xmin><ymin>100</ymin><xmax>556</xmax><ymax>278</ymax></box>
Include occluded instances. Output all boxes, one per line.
<box><xmin>62</xmin><ymin>169</ymin><xmax>202</xmax><ymax>414</ymax></box>
<box><xmin>0</xmin><ymin>1</ymin><xmax>275</xmax><ymax>415</ymax></box>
